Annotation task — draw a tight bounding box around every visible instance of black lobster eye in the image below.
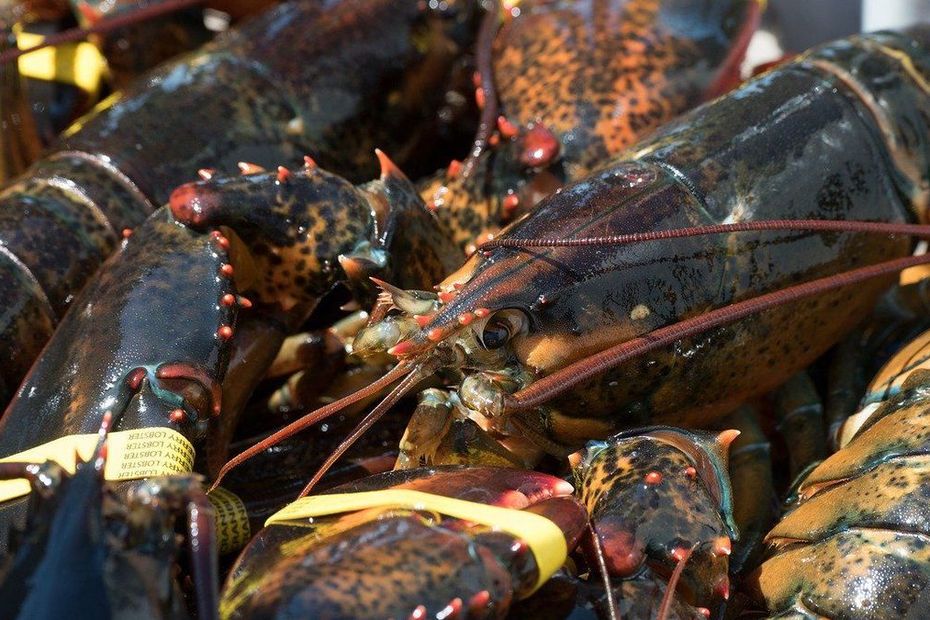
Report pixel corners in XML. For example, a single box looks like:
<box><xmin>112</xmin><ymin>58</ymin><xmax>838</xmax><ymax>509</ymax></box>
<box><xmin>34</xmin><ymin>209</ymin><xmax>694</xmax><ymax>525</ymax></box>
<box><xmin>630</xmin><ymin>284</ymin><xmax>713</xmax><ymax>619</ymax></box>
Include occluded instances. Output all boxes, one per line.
<box><xmin>480</xmin><ymin>318</ymin><xmax>512</xmax><ymax>349</ymax></box>
<box><xmin>478</xmin><ymin>310</ymin><xmax>527</xmax><ymax>350</ymax></box>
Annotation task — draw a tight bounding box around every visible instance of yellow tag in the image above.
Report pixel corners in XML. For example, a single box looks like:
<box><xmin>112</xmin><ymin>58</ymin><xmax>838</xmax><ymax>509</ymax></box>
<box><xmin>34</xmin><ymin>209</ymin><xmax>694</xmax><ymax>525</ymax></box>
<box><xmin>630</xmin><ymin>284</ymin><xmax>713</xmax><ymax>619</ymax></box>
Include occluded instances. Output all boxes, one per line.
<box><xmin>265</xmin><ymin>489</ymin><xmax>567</xmax><ymax>592</ymax></box>
<box><xmin>0</xmin><ymin>427</ymin><xmax>195</xmax><ymax>504</ymax></box>
<box><xmin>15</xmin><ymin>27</ymin><xmax>107</xmax><ymax>95</ymax></box>
<box><xmin>208</xmin><ymin>487</ymin><xmax>252</xmax><ymax>555</ymax></box>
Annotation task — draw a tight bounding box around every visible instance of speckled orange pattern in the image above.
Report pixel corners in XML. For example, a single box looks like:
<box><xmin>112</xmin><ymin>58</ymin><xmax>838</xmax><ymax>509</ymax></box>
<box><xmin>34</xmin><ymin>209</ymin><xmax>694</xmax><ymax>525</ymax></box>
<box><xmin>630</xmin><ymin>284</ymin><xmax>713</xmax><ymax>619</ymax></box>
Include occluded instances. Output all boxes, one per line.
<box><xmin>425</xmin><ymin>0</ymin><xmax>758</xmax><ymax>250</ymax></box>
<box><xmin>753</xmin><ymin>329</ymin><xmax>930</xmax><ymax>617</ymax></box>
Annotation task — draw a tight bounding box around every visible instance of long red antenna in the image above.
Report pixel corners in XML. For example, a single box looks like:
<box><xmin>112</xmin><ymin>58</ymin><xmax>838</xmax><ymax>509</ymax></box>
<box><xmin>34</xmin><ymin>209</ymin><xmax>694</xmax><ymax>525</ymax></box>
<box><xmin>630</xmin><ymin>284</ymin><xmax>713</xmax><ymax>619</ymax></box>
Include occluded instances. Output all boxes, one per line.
<box><xmin>477</xmin><ymin>219</ymin><xmax>930</xmax><ymax>253</ymax></box>
<box><xmin>297</xmin><ymin>366</ymin><xmax>428</xmax><ymax>497</ymax></box>
<box><xmin>504</xmin><ymin>252</ymin><xmax>930</xmax><ymax>412</ymax></box>
<box><xmin>209</xmin><ymin>361</ymin><xmax>411</xmax><ymax>491</ymax></box>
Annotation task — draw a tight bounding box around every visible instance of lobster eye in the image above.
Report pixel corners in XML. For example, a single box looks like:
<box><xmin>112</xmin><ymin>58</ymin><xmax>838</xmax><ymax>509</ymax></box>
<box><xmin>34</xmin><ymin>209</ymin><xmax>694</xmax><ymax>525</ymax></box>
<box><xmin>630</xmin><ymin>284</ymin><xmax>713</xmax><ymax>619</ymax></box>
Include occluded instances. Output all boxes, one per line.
<box><xmin>479</xmin><ymin>310</ymin><xmax>526</xmax><ymax>350</ymax></box>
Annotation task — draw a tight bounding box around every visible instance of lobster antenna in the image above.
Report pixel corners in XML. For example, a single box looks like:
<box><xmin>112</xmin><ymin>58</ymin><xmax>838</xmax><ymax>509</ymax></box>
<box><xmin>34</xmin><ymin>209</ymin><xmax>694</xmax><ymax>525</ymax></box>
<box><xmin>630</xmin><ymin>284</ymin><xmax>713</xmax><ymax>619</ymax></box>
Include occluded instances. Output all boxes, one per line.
<box><xmin>657</xmin><ymin>545</ymin><xmax>696</xmax><ymax>620</ymax></box>
<box><xmin>588</xmin><ymin>522</ymin><xmax>619</xmax><ymax>620</ymax></box>
<box><xmin>210</xmin><ymin>361</ymin><xmax>413</xmax><ymax>491</ymax></box>
<box><xmin>459</xmin><ymin>0</ymin><xmax>502</xmax><ymax>180</ymax></box>
<box><xmin>297</xmin><ymin>364</ymin><xmax>431</xmax><ymax>497</ymax></box>
<box><xmin>0</xmin><ymin>0</ymin><xmax>205</xmax><ymax>65</ymax></box>
<box><xmin>505</xmin><ymin>252</ymin><xmax>930</xmax><ymax>412</ymax></box>
<box><xmin>477</xmin><ymin>219</ymin><xmax>930</xmax><ymax>253</ymax></box>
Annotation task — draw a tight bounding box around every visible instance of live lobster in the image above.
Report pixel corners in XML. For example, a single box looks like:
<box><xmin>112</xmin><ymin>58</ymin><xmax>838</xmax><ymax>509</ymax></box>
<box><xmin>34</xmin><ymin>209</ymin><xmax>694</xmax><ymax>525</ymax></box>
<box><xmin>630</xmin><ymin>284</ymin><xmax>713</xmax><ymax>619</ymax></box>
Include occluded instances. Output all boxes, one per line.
<box><xmin>213</xmin><ymin>25</ymin><xmax>930</xmax><ymax>498</ymax></box>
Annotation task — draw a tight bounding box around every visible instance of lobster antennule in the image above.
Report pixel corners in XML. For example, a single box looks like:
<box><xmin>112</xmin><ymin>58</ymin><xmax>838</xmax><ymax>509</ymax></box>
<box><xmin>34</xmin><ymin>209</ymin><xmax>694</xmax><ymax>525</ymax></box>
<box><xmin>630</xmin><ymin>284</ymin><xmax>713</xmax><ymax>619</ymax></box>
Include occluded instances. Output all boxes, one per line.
<box><xmin>476</xmin><ymin>219</ymin><xmax>930</xmax><ymax>254</ymax></box>
<box><xmin>298</xmin><ymin>361</ymin><xmax>435</xmax><ymax>496</ymax></box>
<box><xmin>460</xmin><ymin>0</ymin><xmax>502</xmax><ymax>180</ymax></box>
<box><xmin>504</xmin><ymin>252</ymin><xmax>930</xmax><ymax>414</ymax></box>
<box><xmin>210</xmin><ymin>361</ymin><xmax>414</xmax><ymax>491</ymax></box>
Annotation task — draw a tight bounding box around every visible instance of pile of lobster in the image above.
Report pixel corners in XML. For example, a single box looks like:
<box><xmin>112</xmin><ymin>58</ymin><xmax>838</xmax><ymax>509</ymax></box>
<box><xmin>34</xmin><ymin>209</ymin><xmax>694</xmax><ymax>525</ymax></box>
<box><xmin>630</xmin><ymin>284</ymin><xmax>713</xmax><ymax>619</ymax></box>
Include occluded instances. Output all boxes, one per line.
<box><xmin>3</xmin><ymin>0</ymin><xmax>930</xmax><ymax>617</ymax></box>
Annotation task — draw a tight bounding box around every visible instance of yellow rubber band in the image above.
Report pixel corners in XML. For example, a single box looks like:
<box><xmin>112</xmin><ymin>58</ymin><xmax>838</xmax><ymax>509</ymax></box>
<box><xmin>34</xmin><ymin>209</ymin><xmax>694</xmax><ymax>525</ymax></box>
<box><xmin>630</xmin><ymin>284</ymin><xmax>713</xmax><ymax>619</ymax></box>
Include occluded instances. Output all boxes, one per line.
<box><xmin>265</xmin><ymin>489</ymin><xmax>567</xmax><ymax>592</ymax></box>
<box><xmin>208</xmin><ymin>487</ymin><xmax>252</xmax><ymax>555</ymax></box>
<box><xmin>15</xmin><ymin>27</ymin><xmax>107</xmax><ymax>95</ymax></box>
<box><xmin>0</xmin><ymin>427</ymin><xmax>195</xmax><ymax>504</ymax></box>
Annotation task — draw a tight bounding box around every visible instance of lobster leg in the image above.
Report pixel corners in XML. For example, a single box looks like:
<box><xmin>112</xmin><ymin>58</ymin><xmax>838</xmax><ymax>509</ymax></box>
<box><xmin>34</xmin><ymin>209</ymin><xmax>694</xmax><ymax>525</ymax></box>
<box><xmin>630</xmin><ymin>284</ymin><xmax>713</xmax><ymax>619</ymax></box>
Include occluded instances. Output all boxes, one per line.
<box><xmin>773</xmin><ymin>371</ymin><xmax>828</xmax><ymax>481</ymax></box>
<box><xmin>717</xmin><ymin>405</ymin><xmax>777</xmax><ymax>576</ymax></box>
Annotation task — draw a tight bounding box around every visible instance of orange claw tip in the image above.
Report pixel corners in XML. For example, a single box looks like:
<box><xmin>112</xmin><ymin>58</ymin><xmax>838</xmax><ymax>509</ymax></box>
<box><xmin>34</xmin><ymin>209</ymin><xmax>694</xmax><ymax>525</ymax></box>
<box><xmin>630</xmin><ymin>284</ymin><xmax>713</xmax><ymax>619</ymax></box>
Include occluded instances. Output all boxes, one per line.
<box><xmin>121</xmin><ymin>228</ymin><xmax>133</xmax><ymax>239</ymax></box>
<box><xmin>375</xmin><ymin>148</ymin><xmax>407</xmax><ymax>181</ymax></box>
<box><xmin>221</xmin><ymin>294</ymin><xmax>236</xmax><ymax>306</ymax></box>
<box><xmin>714</xmin><ymin>576</ymin><xmax>730</xmax><ymax>600</ymax></box>
<box><xmin>217</xmin><ymin>325</ymin><xmax>234</xmax><ymax>340</ymax></box>
<box><xmin>168</xmin><ymin>409</ymin><xmax>186</xmax><ymax>424</ymax></box>
<box><xmin>488</xmin><ymin>133</ymin><xmax>500</xmax><ymax>146</ymax></box>
<box><xmin>427</xmin><ymin>328</ymin><xmax>444</xmax><ymax>342</ymax></box>
<box><xmin>644</xmin><ymin>471</ymin><xmax>663</xmax><ymax>485</ymax></box>
<box><xmin>237</xmin><ymin>162</ymin><xmax>266</xmax><ymax>175</ymax></box>
<box><xmin>497</xmin><ymin>115</ymin><xmax>518</xmax><ymax>139</ymax></box>
<box><xmin>567</xmin><ymin>451</ymin><xmax>583</xmax><ymax>468</ymax></box>
<box><xmin>716</xmin><ymin>429</ymin><xmax>741</xmax><ymax>451</ymax></box>
<box><xmin>197</xmin><ymin>168</ymin><xmax>215</xmax><ymax>180</ymax></box>
<box><xmin>712</xmin><ymin>536</ymin><xmax>732</xmax><ymax>557</ymax></box>
<box><xmin>237</xmin><ymin>296</ymin><xmax>253</xmax><ymax>309</ymax></box>
<box><xmin>276</xmin><ymin>166</ymin><xmax>291</xmax><ymax>182</ymax></box>
<box><xmin>340</xmin><ymin>255</ymin><xmax>370</xmax><ymax>282</ymax></box>
<box><xmin>303</xmin><ymin>155</ymin><xmax>317</xmax><ymax>168</ymax></box>
<box><xmin>220</xmin><ymin>264</ymin><xmax>234</xmax><ymax>277</ymax></box>
<box><xmin>698</xmin><ymin>608</ymin><xmax>711</xmax><ymax>618</ymax></box>
<box><xmin>447</xmin><ymin>159</ymin><xmax>462</xmax><ymax>179</ymax></box>
<box><xmin>408</xmin><ymin>606</ymin><xmax>427</xmax><ymax>620</ymax></box>
<box><xmin>684</xmin><ymin>466</ymin><xmax>697</xmax><ymax>479</ymax></box>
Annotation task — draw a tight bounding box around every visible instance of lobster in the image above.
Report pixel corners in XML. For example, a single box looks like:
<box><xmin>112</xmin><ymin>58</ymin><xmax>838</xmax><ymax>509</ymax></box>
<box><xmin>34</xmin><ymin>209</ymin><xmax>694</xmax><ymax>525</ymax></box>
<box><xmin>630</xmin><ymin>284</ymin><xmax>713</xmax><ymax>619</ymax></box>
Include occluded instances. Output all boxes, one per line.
<box><xmin>219</xmin><ymin>466</ymin><xmax>585</xmax><ymax>619</ymax></box>
<box><xmin>0</xmin><ymin>413</ymin><xmax>219</xmax><ymax>619</ymax></box>
<box><xmin>750</xmin><ymin>322</ymin><xmax>930</xmax><ymax>618</ymax></box>
<box><xmin>0</xmin><ymin>0</ymin><xmax>480</xmax><ymax>406</ymax></box>
<box><xmin>212</xmin><ymin>25</ymin><xmax>930</xmax><ymax>494</ymax></box>
<box><xmin>420</xmin><ymin>0</ymin><xmax>764</xmax><ymax>252</ymax></box>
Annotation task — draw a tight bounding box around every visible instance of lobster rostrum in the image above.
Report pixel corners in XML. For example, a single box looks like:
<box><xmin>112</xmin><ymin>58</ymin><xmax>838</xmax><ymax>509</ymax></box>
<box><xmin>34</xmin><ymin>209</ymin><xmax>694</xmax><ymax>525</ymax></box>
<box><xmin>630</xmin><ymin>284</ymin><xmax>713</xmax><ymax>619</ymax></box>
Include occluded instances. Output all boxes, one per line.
<box><xmin>574</xmin><ymin>427</ymin><xmax>738</xmax><ymax>614</ymax></box>
<box><xmin>420</xmin><ymin>0</ymin><xmax>764</xmax><ymax>251</ymax></box>
<box><xmin>220</xmin><ymin>466</ymin><xmax>584</xmax><ymax>619</ymax></box>
<box><xmin>0</xmin><ymin>0</ymin><xmax>480</xmax><ymax>406</ymax></box>
<box><xmin>0</xmin><ymin>413</ymin><xmax>219</xmax><ymax>619</ymax></box>
<box><xmin>212</xmin><ymin>25</ymin><xmax>930</xmax><ymax>491</ymax></box>
<box><xmin>751</xmin><ymin>325</ymin><xmax>930</xmax><ymax>618</ymax></box>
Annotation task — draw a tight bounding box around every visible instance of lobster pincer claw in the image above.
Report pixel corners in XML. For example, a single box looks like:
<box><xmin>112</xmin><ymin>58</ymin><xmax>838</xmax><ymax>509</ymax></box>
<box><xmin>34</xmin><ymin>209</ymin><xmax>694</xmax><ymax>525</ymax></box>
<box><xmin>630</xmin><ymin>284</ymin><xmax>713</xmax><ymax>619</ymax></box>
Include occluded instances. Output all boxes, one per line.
<box><xmin>169</xmin><ymin>154</ymin><xmax>461</xmax><ymax>330</ymax></box>
<box><xmin>574</xmin><ymin>427</ymin><xmax>739</xmax><ymax>608</ymax></box>
<box><xmin>220</xmin><ymin>466</ymin><xmax>583</xmax><ymax>619</ymax></box>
